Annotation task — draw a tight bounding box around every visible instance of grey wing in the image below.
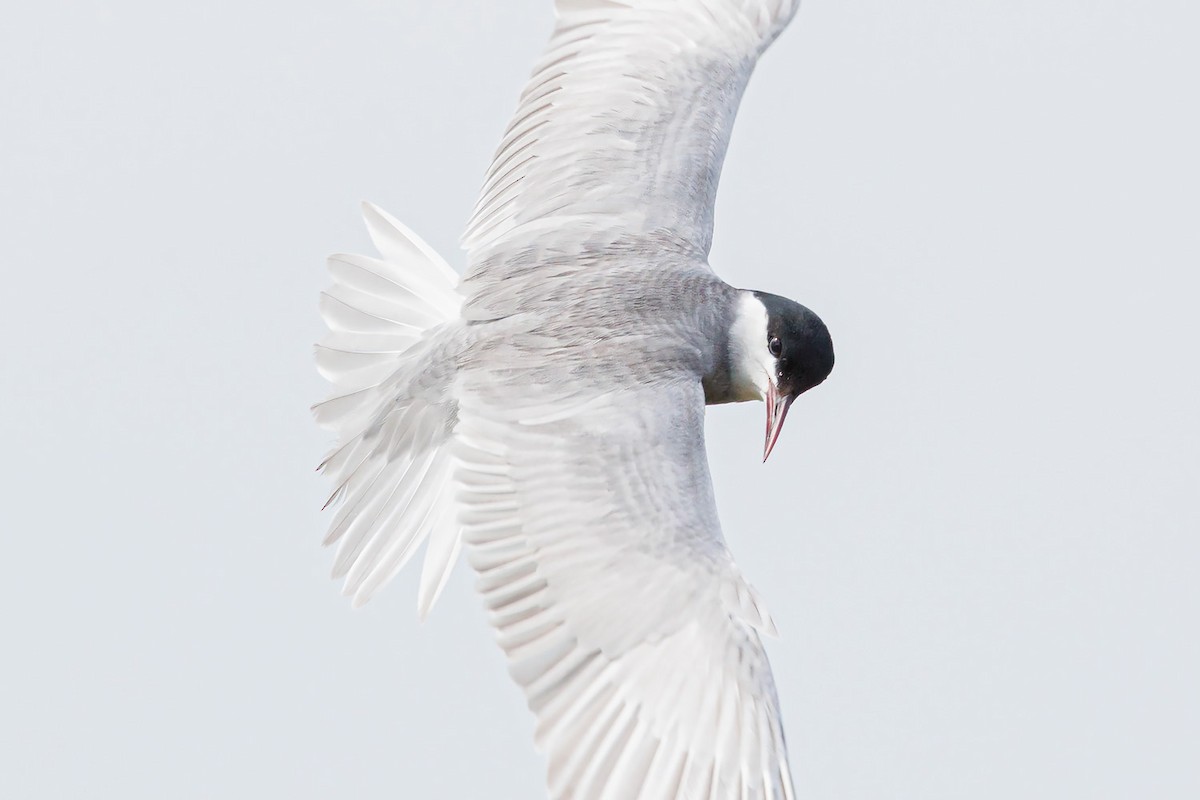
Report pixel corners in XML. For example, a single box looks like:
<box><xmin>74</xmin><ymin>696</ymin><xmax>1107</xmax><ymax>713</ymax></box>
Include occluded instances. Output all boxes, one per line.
<box><xmin>462</xmin><ymin>0</ymin><xmax>799</xmax><ymax>271</ymax></box>
<box><xmin>456</xmin><ymin>370</ymin><xmax>795</xmax><ymax>799</ymax></box>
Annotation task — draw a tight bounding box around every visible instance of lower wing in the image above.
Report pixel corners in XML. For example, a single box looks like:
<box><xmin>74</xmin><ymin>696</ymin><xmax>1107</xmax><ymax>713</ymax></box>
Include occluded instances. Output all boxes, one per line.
<box><xmin>456</xmin><ymin>372</ymin><xmax>795</xmax><ymax>800</ymax></box>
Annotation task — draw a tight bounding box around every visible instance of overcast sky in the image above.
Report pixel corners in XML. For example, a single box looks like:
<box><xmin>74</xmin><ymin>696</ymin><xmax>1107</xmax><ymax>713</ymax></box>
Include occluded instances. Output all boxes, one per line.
<box><xmin>3</xmin><ymin>1</ymin><xmax>1198</xmax><ymax>798</ymax></box>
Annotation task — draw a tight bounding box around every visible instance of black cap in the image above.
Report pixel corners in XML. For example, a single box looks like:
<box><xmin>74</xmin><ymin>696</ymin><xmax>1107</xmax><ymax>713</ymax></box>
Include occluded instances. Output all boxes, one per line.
<box><xmin>753</xmin><ymin>291</ymin><xmax>835</xmax><ymax>397</ymax></box>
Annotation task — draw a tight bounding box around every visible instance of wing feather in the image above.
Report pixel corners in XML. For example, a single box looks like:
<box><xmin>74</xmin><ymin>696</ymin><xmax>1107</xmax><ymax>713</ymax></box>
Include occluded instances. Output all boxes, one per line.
<box><xmin>462</xmin><ymin>0</ymin><xmax>799</xmax><ymax>266</ymax></box>
<box><xmin>456</xmin><ymin>376</ymin><xmax>795</xmax><ymax>799</ymax></box>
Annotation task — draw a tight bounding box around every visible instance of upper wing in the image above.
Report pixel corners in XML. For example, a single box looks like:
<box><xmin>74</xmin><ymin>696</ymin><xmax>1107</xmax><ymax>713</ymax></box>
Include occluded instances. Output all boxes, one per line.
<box><xmin>462</xmin><ymin>0</ymin><xmax>799</xmax><ymax>263</ymax></box>
<box><xmin>456</xmin><ymin>371</ymin><xmax>795</xmax><ymax>799</ymax></box>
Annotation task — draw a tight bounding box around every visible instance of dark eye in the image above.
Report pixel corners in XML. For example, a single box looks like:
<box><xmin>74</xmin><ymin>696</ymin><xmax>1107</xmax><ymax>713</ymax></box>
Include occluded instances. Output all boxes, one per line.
<box><xmin>768</xmin><ymin>337</ymin><xmax>782</xmax><ymax>358</ymax></box>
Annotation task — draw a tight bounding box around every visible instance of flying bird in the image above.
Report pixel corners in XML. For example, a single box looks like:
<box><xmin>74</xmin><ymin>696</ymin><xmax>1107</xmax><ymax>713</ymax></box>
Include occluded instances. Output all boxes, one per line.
<box><xmin>314</xmin><ymin>1</ymin><xmax>834</xmax><ymax>797</ymax></box>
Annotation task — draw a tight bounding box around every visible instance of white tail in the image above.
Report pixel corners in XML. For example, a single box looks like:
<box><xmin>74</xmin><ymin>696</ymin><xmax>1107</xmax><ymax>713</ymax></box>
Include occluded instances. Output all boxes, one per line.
<box><xmin>314</xmin><ymin>203</ymin><xmax>463</xmax><ymax>616</ymax></box>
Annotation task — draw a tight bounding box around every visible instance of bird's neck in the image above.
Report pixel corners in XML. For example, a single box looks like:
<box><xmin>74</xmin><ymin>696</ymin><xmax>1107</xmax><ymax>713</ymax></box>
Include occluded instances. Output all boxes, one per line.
<box><xmin>703</xmin><ymin>291</ymin><xmax>771</xmax><ymax>405</ymax></box>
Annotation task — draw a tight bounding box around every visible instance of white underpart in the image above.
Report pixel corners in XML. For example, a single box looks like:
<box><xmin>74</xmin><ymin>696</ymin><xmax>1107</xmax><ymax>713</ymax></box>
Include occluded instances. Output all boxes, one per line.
<box><xmin>728</xmin><ymin>292</ymin><xmax>775</xmax><ymax>402</ymax></box>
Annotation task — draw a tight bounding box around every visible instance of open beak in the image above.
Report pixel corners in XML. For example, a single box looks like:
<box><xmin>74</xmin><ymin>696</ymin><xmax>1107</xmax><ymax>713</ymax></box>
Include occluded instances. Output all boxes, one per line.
<box><xmin>763</xmin><ymin>381</ymin><xmax>796</xmax><ymax>462</ymax></box>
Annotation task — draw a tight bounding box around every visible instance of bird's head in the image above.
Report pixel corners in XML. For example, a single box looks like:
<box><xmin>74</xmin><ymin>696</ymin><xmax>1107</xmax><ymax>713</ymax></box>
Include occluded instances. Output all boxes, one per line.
<box><xmin>730</xmin><ymin>290</ymin><xmax>835</xmax><ymax>461</ymax></box>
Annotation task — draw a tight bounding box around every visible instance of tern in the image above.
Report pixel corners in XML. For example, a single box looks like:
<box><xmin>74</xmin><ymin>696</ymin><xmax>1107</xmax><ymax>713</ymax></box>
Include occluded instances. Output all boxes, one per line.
<box><xmin>314</xmin><ymin>1</ymin><xmax>834</xmax><ymax>797</ymax></box>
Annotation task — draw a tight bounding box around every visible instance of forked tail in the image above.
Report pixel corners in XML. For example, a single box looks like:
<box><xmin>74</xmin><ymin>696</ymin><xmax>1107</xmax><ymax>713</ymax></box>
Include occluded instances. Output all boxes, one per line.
<box><xmin>313</xmin><ymin>203</ymin><xmax>462</xmax><ymax>616</ymax></box>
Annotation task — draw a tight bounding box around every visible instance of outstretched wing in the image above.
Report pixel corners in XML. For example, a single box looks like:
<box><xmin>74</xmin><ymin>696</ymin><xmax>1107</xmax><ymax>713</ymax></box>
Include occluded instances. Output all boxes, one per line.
<box><xmin>462</xmin><ymin>0</ymin><xmax>799</xmax><ymax>264</ymax></box>
<box><xmin>456</xmin><ymin>370</ymin><xmax>795</xmax><ymax>799</ymax></box>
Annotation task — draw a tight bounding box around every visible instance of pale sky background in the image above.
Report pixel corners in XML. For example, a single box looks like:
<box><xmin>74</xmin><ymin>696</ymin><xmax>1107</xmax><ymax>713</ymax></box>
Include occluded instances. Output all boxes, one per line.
<box><xmin>2</xmin><ymin>1</ymin><xmax>1198</xmax><ymax>798</ymax></box>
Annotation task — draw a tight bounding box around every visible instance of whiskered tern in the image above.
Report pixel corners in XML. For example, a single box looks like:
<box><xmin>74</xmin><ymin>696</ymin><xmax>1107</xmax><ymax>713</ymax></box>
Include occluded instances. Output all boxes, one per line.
<box><xmin>315</xmin><ymin>1</ymin><xmax>834</xmax><ymax>796</ymax></box>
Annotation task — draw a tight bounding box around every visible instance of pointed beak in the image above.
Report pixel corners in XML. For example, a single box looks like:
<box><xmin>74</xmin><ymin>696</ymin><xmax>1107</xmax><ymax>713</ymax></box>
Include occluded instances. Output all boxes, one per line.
<box><xmin>763</xmin><ymin>381</ymin><xmax>796</xmax><ymax>462</ymax></box>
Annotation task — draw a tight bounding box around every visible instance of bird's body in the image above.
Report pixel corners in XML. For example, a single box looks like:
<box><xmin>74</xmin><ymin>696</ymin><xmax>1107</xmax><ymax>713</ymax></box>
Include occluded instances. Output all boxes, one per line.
<box><xmin>315</xmin><ymin>1</ymin><xmax>833</xmax><ymax>797</ymax></box>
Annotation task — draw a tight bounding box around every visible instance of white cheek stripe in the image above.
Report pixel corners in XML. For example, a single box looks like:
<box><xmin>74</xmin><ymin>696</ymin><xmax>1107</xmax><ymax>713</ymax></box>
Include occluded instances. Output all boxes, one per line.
<box><xmin>729</xmin><ymin>293</ymin><xmax>774</xmax><ymax>401</ymax></box>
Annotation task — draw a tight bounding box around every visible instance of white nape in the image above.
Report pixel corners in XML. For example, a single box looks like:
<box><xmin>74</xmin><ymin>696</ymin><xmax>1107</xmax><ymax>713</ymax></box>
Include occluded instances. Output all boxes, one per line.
<box><xmin>727</xmin><ymin>291</ymin><xmax>775</xmax><ymax>402</ymax></box>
